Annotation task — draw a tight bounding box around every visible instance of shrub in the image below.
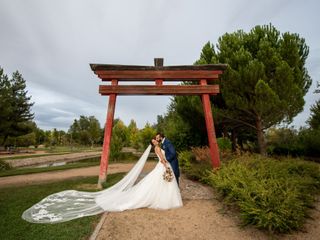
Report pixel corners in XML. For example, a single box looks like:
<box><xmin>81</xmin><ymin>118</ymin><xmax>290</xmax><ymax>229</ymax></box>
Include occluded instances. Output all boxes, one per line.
<box><xmin>191</xmin><ymin>146</ymin><xmax>211</xmax><ymax>163</ymax></box>
<box><xmin>205</xmin><ymin>155</ymin><xmax>320</xmax><ymax>233</ymax></box>
<box><xmin>178</xmin><ymin>149</ymin><xmax>211</xmax><ymax>181</ymax></box>
<box><xmin>266</xmin><ymin>127</ymin><xmax>320</xmax><ymax>157</ymax></box>
<box><xmin>217</xmin><ymin>137</ymin><xmax>232</xmax><ymax>151</ymax></box>
<box><xmin>300</xmin><ymin>128</ymin><xmax>320</xmax><ymax>157</ymax></box>
<box><xmin>0</xmin><ymin>159</ymin><xmax>11</xmax><ymax>171</ymax></box>
<box><xmin>266</xmin><ymin>127</ymin><xmax>305</xmax><ymax>156</ymax></box>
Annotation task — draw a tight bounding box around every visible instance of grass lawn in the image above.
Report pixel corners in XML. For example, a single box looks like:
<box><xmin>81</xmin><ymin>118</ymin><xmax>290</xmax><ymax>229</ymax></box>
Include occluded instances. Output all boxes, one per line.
<box><xmin>0</xmin><ymin>173</ymin><xmax>125</xmax><ymax>240</ymax></box>
<box><xmin>1</xmin><ymin>146</ymin><xmax>102</xmax><ymax>161</ymax></box>
<box><xmin>1</xmin><ymin>153</ymin><xmax>74</xmax><ymax>161</ymax></box>
<box><xmin>0</xmin><ymin>161</ymin><xmax>100</xmax><ymax>177</ymax></box>
<box><xmin>1</xmin><ymin>153</ymin><xmax>157</xmax><ymax>178</ymax></box>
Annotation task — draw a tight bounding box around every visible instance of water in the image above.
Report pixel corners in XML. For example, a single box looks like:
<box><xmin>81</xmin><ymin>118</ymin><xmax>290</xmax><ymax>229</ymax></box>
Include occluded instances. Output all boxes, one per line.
<box><xmin>33</xmin><ymin>161</ymin><xmax>67</xmax><ymax>168</ymax></box>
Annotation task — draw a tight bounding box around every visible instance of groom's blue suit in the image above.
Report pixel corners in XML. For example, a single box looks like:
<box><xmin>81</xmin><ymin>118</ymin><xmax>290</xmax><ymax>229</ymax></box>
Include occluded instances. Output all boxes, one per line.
<box><xmin>162</xmin><ymin>138</ymin><xmax>180</xmax><ymax>185</ymax></box>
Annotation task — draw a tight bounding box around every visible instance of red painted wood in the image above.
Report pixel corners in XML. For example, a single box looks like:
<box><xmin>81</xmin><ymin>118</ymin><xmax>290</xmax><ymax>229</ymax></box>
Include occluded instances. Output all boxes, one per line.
<box><xmin>98</xmin><ymin>79</ymin><xmax>118</xmax><ymax>188</ymax></box>
<box><xmin>92</xmin><ymin>60</ymin><xmax>226</xmax><ymax>186</ymax></box>
<box><xmin>155</xmin><ymin>79</ymin><xmax>163</xmax><ymax>86</ymax></box>
<box><xmin>99</xmin><ymin>85</ymin><xmax>220</xmax><ymax>95</ymax></box>
<box><xmin>95</xmin><ymin>70</ymin><xmax>221</xmax><ymax>80</ymax></box>
<box><xmin>90</xmin><ymin>63</ymin><xmax>227</xmax><ymax>72</ymax></box>
<box><xmin>200</xmin><ymin>79</ymin><xmax>220</xmax><ymax>168</ymax></box>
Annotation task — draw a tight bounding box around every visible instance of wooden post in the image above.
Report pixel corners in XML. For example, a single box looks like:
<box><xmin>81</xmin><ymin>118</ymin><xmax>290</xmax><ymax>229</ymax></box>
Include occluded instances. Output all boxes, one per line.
<box><xmin>154</xmin><ymin>58</ymin><xmax>163</xmax><ymax>86</ymax></box>
<box><xmin>98</xmin><ymin>79</ymin><xmax>118</xmax><ymax>188</ymax></box>
<box><xmin>200</xmin><ymin>79</ymin><xmax>220</xmax><ymax>168</ymax></box>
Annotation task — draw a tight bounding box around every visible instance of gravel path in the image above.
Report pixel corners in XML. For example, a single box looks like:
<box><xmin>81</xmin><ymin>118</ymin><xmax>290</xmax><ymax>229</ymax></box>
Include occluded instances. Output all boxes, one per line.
<box><xmin>95</xmin><ymin>176</ymin><xmax>320</xmax><ymax>240</ymax></box>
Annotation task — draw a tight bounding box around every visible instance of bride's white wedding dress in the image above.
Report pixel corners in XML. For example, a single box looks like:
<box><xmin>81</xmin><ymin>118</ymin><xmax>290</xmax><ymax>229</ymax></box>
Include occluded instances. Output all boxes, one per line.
<box><xmin>22</xmin><ymin>145</ymin><xmax>183</xmax><ymax>224</ymax></box>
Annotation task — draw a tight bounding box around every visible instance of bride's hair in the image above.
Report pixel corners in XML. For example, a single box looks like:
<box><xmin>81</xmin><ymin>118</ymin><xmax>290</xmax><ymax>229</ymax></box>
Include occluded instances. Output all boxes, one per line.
<box><xmin>149</xmin><ymin>138</ymin><xmax>157</xmax><ymax>148</ymax></box>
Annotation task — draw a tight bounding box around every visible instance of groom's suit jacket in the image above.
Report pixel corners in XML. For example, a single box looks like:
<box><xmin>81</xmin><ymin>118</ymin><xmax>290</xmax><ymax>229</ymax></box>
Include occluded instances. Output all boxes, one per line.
<box><xmin>162</xmin><ymin>138</ymin><xmax>180</xmax><ymax>179</ymax></box>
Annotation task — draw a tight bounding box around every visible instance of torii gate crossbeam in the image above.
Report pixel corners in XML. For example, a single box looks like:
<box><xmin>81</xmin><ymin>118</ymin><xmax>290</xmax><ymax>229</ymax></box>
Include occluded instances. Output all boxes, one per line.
<box><xmin>90</xmin><ymin>59</ymin><xmax>227</xmax><ymax>188</ymax></box>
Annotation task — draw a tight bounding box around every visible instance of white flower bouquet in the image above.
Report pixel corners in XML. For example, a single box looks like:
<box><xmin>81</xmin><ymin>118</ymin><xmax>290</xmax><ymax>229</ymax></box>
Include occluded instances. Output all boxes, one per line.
<box><xmin>163</xmin><ymin>167</ymin><xmax>174</xmax><ymax>182</ymax></box>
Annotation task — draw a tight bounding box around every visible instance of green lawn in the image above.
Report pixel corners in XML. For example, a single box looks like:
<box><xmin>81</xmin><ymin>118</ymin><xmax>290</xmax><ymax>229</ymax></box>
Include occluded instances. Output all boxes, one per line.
<box><xmin>1</xmin><ymin>153</ymin><xmax>73</xmax><ymax>161</ymax></box>
<box><xmin>1</xmin><ymin>153</ymin><xmax>157</xmax><ymax>178</ymax></box>
<box><xmin>0</xmin><ymin>173</ymin><xmax>125</xmax><ymax>240</ymax></box>
<box><xmin>41</xmin><ymin>146</ymin><xmax>102</xmax><ymax>153</ymax></box>
<box><xmin>0</xmin><ymin>161</ymin><xmax>100</xmax><ymax>177</ymax></box>
<box><xmin>1</xmin><ymin>146</ymin><xmax>102</xmax><ymax>161</ymax></box>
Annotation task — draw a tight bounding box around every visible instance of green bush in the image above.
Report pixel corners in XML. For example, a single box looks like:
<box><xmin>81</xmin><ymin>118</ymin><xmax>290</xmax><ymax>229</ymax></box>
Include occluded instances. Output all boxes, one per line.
<box><xmin>266</xmin><ymin>127</ymin><xmax>320</xmax><ymax>157</ymax></box>
<box><xmin>301</xmin><ymin>128</ymin><xmax>320</xmax><ymax>157</ymax></box>
<box><xmin>266</xmin><ymin>127</ymin><xmax>305</xmax><ymax>156</ymax></box>
<box><xmin>178</xmin><ymin>150</ymin><xmax>211</xmax><ymax>181</ymax></box>
<box><xmin>0</xmin><ymin>159</ymin><xmax>11</xmax><ymax>171</ymax></box>
<box><xmin>205</xmin><ymin>155</ymin><xmax>320</xmax><ymax>233</ymax></box>
<box><xmin>217</xmin><ymin>137</ymin><xmax>232</xmax><ymax>151</ymax></box>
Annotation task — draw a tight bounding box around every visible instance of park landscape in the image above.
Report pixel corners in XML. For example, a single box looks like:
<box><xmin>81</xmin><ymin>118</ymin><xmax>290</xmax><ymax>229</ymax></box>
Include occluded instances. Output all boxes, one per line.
<box><xmin>1</xmin><ymin>1</ymin><xmax>320</xmax><ymax>240</ymax></box>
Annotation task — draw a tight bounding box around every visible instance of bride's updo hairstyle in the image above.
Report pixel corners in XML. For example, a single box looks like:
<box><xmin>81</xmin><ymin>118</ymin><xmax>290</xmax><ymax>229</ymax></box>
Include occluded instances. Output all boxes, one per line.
<box><xmin>149</xmin><ymin>138</ymin><xmax>157</xmax><ymax>149</ymax></box>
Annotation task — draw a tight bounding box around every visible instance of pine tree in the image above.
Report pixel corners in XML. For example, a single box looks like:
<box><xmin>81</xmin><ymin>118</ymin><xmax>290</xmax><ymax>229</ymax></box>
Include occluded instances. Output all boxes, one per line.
<box><xmin>0</xmin><ymin>68</ymin><xmax>34</xmax><ymax>146</ymax></box>
<box><xmin>211</xmin><ymin>24</ymin><xmax>311</xmax><ymax>154</ymax></box>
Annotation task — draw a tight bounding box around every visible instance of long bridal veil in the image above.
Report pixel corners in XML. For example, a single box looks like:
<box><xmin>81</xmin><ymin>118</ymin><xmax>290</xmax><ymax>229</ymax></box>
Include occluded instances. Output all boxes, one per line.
<box><xmin>22</xmin><ymin>145</ymin><xmax>152</xmax><ymax>224</ymax></box>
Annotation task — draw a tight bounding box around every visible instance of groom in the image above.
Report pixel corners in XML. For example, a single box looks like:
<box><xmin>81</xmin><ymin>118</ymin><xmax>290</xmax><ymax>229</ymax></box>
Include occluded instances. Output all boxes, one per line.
<box><xmin>156</xmin><ymin>133</ymin><xmax>180</xmax><ymax>186</ymax></box>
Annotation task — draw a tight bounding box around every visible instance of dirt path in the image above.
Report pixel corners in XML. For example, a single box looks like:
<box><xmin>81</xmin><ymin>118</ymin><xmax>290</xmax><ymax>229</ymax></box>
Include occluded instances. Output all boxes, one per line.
<box><xmin>0</xmin><ymin>162</ymin><xmax>157</xmax><ymax>188</ymax></box>
<box><xmin>95</xmin><ymin>176</ymin><xmax>320</xmax><ymax>240</ymax></box>
<box><xmin>95</xmin><ymin>176</ymin><xmax>268</xmax><ymax>240</ymax></box>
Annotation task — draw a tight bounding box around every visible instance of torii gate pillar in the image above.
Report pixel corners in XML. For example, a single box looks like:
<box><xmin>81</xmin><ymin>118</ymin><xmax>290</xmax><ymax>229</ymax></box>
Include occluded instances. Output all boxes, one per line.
<box><xmin>98</xmin><ymin>80</ymin><xmax>117</xmax><ymax>188</ymax></box>
<box><xmin>201</xmin><ymin>79</ymin><xmax>220</xmax><ymax>168</ymax></box>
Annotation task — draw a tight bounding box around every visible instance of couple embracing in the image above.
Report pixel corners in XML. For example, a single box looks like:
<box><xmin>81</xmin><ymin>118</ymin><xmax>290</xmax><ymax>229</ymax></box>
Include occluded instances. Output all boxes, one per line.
<box><xmin>22</xmin><ymin>132</ymin><xmax>182</xmax><ymax>224</ymax></box>
<box><xmin>152</xmin><ymin>132</ymin><xmax>180</xmax><ymax>186</ymax></box>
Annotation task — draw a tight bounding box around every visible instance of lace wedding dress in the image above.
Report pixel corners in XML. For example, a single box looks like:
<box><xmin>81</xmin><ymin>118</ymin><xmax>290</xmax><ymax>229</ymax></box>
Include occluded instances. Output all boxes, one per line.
<box><xmin>22</xmin><ymin>145</ymin><xmax>183</xmax><ymax>224</ymax></box>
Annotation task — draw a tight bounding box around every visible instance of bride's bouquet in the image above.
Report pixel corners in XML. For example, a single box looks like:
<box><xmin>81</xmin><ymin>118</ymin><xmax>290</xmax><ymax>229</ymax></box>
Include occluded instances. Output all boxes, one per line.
<box><xmin>163</xmin><ymin>167</ymin><xmax>174</xmax><ymax>182</ymax></box>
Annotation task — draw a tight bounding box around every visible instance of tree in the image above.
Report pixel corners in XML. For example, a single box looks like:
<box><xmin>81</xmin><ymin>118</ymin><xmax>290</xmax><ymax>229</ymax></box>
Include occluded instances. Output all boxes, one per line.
<box><xmin>308</xmin><ymin>82</ymin><xmax>320</xmax><ymax>129</ymax></box>
<box><xmin>195</xmin><ymin>42</ymin><xmax>258</xmax><ymax>151</ymax></box>
<box><xmin>68</xmin><ymin>116</ymin><xmax>101</xmax><ymax>146</ymax></box>
<box><xmin>210</xmin><ymin>24</ymin><xmax>311</xmax><ymax>154</ymax></box>
<box><xmin>314</xmin><ymin>81</ymin><xmax>320</xmax><ymax>94</ymax></box>
<box><xmin>5</xmin><ymin>121</ymin><xmax>38</xmax><ymax>147</ymax></box>
<box><xmin>308</xmin><ymin>101</ymin><xmax>320</xmax><ymax>129</ymax></box>
<box><xmin>109</xmin><ymin>119</ymin><xmax>129</xmax><ymax>161</ymax></box>
<box><xmin>157</xmin><ymin>42</ymin><xmax>254</xmax><ymax>152</ymax></box>
<box><xmin>87</xmin><ymin>116</ymin><xmax>101</xmax><ymax>147</ymax></box>
<box><xmin>128</xmin><ymin>119</ymin><xmax>139</xmax><ymax>148</ymax></box>
<box><xmin>0</xmin><ymin>68</ymin><xmax>34</xmax><ymax>146</ymax></box>
<box><xmin>136</xmin><ymin>123</ymin><xmax>156</xmax><ymax>150</ymax></box>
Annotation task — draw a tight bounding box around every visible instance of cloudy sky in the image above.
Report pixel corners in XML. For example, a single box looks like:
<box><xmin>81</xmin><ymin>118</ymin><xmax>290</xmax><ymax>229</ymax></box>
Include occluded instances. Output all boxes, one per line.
<box><xmin>0</xmin><ymin>0</ymin><xmax>319</xmax><ymax>131</ymax></box>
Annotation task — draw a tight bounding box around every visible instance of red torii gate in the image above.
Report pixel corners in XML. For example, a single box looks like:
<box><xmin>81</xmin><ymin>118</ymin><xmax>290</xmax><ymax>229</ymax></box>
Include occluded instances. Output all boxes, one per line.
<box><xmin>90</xmin><ymin>59</ymin><xmax>227</xmax><ymax>188</ymax></box>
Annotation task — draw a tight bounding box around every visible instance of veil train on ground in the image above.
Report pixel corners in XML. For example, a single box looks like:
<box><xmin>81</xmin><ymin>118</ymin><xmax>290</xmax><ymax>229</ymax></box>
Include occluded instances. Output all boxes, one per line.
<box><xmin>22</xmin><ymin>145</ymin><xmax>152</xmax><ymax>224</ymax></box>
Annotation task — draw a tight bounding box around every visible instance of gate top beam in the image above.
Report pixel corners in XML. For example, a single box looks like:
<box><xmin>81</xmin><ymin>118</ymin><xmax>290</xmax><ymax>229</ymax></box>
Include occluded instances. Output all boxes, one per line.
<box><xmin>90</xmin><ymin>63</ymin><xmax>227</xmax><ymax>81</ymax></box>
<box><xmin>99</xmin><ymin>84</ymin><xmax>220</xmax><ymax>96</ymax></box>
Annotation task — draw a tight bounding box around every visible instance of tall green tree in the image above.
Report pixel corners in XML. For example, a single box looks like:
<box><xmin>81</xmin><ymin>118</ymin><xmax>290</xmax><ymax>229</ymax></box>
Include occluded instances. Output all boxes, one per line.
<box><xmin>308</xmin><ymin>101</ymin><xmax>320</xmax><ymax>129</ymax></box>
<box><xmin>136</xmin><ymin>123</ymin><xmax>156</xmax><ymax>150</ymax></box>
<box><xmin>0</xmin><ymin>68</ymin><xmax>34</xmax><ymax>146</ymax></box>
<box><xmin>209</xmin><ymin>24</ymin><xmax>311</xmax><ymax>154</ymax></box>
<box><xmin>109</xmin><ymin>119</ymin><xmax>129</xmax><ymax>160</ymax></box>
<box><xmin>307</xmin><ymin>83</ymin><xmax>320</xmax><ymax>129</ymax></box>
<box><xmin>158</xmin><ymin>24</ymin><xmax>312</xmax><ymax>155</ymax></box>
<box><xmin>127</xmin><ymin>119</ymin><xmax>139</xmax><ymax>148</ymax></box>
<box><xmin>68</xmin><ymin>116</ymin><xmax>101</xmax><ymax>146</ymax></box>
<box><xmin>196</xmin><ymin>42</ymin><xmax>258</xmax><ymax>151</ymax></box>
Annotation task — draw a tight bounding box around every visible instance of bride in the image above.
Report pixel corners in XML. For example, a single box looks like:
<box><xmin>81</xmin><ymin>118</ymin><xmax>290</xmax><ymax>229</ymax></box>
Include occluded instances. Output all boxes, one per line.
<box><xmin>22</xmin><ymin>139</ymin><xmax>183</xmax><ymax>223</ymax></box>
